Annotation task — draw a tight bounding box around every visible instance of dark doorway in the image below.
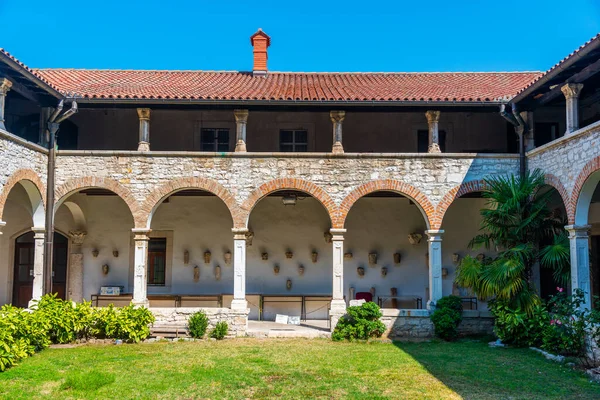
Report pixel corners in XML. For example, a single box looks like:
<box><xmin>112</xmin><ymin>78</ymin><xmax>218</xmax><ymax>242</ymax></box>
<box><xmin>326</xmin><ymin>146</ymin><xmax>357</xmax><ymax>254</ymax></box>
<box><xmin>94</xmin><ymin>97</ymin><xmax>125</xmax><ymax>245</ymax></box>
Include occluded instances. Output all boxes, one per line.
<box><xmin>12</xmin><ymin>231</ymin><xmax>69</xmax><ymax>307</ymax></box>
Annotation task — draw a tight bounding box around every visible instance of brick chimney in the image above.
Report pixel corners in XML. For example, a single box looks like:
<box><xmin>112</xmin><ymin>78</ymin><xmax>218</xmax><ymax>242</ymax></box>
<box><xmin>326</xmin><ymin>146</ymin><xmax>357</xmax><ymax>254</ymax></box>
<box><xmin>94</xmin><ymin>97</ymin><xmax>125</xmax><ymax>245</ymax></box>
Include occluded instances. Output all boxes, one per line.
<box><xmin>250</xmin><ymin>28</ymin><xmax>271</xmax><ymax>76</ymax></box>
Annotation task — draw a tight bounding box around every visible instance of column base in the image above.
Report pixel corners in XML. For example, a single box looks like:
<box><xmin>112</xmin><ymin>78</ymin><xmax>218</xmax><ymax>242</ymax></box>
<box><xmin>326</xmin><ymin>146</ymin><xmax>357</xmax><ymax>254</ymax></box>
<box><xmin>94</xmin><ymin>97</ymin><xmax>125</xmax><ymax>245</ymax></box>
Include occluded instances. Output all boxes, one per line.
<box><xmin>235</xmin><ymin>141</ymin><xmax>247</xmax><ymax>152</ymax></box>
<box><xmin>137</xmin><ymin>141</ymin><xmax>150</xmax><ymax>152</ymax></box>
<box><xmin>230</xmin><ymin>299</ymin><xmax>248</xmax><ymax>311</ymax></box>
<box><xmin>426</xmin><ymin>300</ymin><xmax>437</xmax><ymax>310</ymax></box>
<box><xmin>132</xmin><ymin>299</ymin><xmax>150</xmax><ymax>308</ymax></box>
<box><xmin>331</xmin><ymin>142</ymin><xmax>344</xmax><ymax>154</ymax></box>
<box><xmin>427</xmin><ymin>143</ymin><xmax>441</xmax><ymax>153</ymax></box>
<box><xmin>330</xmin><ymin>299</ymin><xmax>347</xmax><ymax>314</ymax></box>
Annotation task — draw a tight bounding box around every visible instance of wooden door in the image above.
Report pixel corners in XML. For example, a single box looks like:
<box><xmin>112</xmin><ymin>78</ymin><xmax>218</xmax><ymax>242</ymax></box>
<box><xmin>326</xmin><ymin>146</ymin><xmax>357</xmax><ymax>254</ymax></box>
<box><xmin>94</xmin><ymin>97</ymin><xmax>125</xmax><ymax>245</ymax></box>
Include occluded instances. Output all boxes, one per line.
<box><xmin>52</xmin><ymin>232</ymin><xmax>68</xmax><ymax>300</ymax></box>
<box><xmin>12</xmin><ymin>232</ymin><xmax>34</xmax><ymax>308</ymax></box>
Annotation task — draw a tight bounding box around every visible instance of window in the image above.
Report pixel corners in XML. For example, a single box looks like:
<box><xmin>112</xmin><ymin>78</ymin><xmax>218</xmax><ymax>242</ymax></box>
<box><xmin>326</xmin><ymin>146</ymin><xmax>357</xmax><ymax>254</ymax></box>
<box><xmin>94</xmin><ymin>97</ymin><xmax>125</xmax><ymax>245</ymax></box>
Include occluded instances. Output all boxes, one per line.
<box><xmin>279</xmin><ymin>130</ymin><xmax>308</xmax><ymax>152</ymax></box>
<box><xmin>200</xmin><ymin>128</ymin><xmax>229</xmax><ymax>151</ymax></box>
<box><xmin>417</xmin><ymin>130</ymin><xmax>446</xmax><ymax>152</ymax></box>
<box><xmin>535</xmin><ymin>122</ymin><xmax>560</xmax><ymax>147</ymax></box>
<box><xmin>148</xmin><ymin>238</ymin><xmax>167</xmax><ymax>286</ymax></box>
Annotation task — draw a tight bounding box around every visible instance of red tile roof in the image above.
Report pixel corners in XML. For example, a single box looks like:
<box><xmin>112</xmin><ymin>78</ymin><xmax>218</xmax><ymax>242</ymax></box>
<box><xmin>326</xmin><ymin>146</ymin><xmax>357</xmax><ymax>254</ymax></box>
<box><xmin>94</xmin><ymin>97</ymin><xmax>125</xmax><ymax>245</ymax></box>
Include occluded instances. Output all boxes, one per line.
<box><xmin>31</xmin><ymin>69</ymin><xmax>540</xmax><ymax>103</ymax></box>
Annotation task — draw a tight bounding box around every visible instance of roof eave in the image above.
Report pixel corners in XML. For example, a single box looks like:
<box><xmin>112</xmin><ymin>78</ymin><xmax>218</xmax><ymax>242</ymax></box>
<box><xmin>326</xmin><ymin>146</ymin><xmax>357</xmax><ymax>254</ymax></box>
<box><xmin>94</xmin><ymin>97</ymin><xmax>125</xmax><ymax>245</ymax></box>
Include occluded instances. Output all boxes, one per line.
<box><xmin>0</xmin><ymin>52</ymin><xmax>64</xmax><ymax>101</ymax></box>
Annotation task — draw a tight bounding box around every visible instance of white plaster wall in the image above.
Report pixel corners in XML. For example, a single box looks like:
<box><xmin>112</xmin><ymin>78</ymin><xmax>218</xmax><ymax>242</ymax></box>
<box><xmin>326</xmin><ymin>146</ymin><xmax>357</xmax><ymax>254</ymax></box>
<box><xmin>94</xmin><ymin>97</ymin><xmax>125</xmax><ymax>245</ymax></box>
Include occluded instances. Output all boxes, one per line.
<box><xmin>150</xmin><ymin>196</ymin><xmax>234</xmax><ymax>295</ymax></box>
<box><xmin>54</xmin><ymin>194</ymin><xmax>134</xmax><ymax>301</ymax></box>
<box><xmin>247</xmin><ymin>197</ymin><xmax>332</xmax><ymax>296</ymax></box>
<box><xmin>0</xmin><ymin>184</ymin><xmax>37</xmax><ymax>304</ymax></box>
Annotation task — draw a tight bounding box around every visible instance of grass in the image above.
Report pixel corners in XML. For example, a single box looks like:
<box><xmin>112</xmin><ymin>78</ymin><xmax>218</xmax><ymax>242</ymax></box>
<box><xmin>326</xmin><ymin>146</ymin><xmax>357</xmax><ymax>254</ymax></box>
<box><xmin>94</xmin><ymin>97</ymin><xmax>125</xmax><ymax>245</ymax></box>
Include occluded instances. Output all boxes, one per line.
<box><xmin>0</xmin><ymin>338</ymin><xmax>598</xmax><ymax>399</ymax></box>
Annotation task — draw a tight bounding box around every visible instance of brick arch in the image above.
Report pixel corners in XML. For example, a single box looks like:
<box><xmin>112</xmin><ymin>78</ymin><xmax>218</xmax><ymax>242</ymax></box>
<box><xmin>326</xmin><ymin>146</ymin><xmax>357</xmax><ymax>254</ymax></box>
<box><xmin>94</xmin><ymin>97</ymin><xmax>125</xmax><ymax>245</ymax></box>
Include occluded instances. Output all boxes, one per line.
<box><xmin>572</xmin><ymin>155</ymin><xmax>600</xmax><ymax>226</ymax></box>
<box><xmin>140</xmin><ymin>177</ymin><xmax>241</xmax><ymax>229</ymax></box>
<box><xmin>337</xmin><ymin>180</ymin><xmax>434</xmax><ymax>229</ymax></box>
<box><xmin>432</xmin><ymin>180</ymin><xmax>487</xmax><ymax>230</ymax></box>
<box><xmin>0</xmin><ymin>169</ymin><xmax>46</xmax><ymax>221</ymax></box>
<box><xmin>240</xmin><ymin>178</ymin><xmax>337</xmax><ymax>229</ymax></box>
<box><xmin>54</xmin><ymin>177</ymin><xmax>141</xmax><ymax>227</ymax></box>
<box><xmin>541</xmin><ymin>174</ymin><xmax>573</xmax><ymax>224</ymax></box>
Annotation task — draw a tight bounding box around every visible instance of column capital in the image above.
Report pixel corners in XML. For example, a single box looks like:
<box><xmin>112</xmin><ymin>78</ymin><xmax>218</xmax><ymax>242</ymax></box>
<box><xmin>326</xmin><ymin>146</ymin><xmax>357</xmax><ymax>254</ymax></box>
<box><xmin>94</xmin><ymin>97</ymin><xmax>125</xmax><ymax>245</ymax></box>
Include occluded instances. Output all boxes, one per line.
<box><xmin>233</xmin><ymin>109</ymin><xmax>249</xmax><ymax>123</ymax></box>
<box><xmin>132</xmin><ymin>228</ymin><xmax>152</xmax><ymax>241</ymax></box>
<box><xmin>68</xmin><ymin>230</ymin><xmax>87</xmax><ymax>245</ymax></box>
<box><xmin>232</xmin><ymin>228</ymin><xmax>249</xmax><ymax>241</ymax></box>
<box><xmin>330</xmin><ymin>228</ymin><xmax>346</xmax><ymax>241</ymax></box>
<box><xmin>0</xmin><ymin>78</ymin><xmax>12</xmax><ymax>94</ymax></box>
<box><xmin>425</xmin><ymin>229</ymin><xmax>444</xmax><ymax>241</ymax></box>
<box><xmin>137</xmin><ymin>108</ymin><xmax>151</xmax><ymax>120</ymax></box>
<box><xmin>561</xmin><ymin>83</ymin><xmax>584</xmax><ymax>99</ymax></box>
<box><xmin>565</xmin><ymin>224</ymin><xmax>591</xmax><ymax>237</ymax></box>
<box><xmin>330</xmin><ymin>110</ymin><xmax>346</xmax><ymax>123</ymax></box>
<box><xmin>32</xmin><ymin>226</ymin><xmax>45</xmax><ymax>238</ymax></box>
<box><xmin>0</xmin><ymin>220</ymin><xmax>5</xmax><ymax>235</ymax></box>
<box><xmin>425</xmin><ymin>110</ymin><xmax>441</xmax><ymax>123</ymax></box>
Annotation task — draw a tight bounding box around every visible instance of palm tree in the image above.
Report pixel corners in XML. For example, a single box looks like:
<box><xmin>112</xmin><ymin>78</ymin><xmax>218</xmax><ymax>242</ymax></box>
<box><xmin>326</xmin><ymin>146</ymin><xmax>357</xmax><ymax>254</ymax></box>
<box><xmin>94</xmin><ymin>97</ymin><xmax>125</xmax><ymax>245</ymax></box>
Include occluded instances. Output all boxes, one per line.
<box><xmin>455</xmin><ymin>169</ymin><xmax>570</xmax><ymax>313</ymax></box>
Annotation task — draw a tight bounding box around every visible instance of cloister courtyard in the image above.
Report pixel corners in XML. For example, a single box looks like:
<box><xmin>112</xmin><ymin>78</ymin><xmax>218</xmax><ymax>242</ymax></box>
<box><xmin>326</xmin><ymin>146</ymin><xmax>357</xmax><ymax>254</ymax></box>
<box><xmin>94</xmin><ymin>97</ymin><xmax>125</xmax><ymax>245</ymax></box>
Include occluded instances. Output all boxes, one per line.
<box><xmin>1</xmin><ymin>338</ymin><xmax>598</xmax><ymax>400</ymax></box>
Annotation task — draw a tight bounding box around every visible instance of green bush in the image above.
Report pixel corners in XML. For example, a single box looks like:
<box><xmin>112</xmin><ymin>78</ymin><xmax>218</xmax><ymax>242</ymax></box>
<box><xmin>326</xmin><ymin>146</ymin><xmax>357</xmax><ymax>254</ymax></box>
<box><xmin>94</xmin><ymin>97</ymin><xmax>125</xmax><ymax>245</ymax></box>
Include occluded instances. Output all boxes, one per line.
<box><xmin>430</xmin><ymin>295</ymin><xmax>463</xmax><ymax>341</ymax></box>
<box><xmin>0</xmin><ymin>294</ymin><xmax>155</xmax><ymax>372</ymax></box>
<box><xmin>188</xmin><ymin>311</ymin><xmax>209</xmax><ymax>339</ymax></box>
<box><xmin>490</xmin><ymin>300</ymin><xmax>549</xmax><ymax>347</ymax></box>
<box><xmin>541</xmin><ymin>288</ymin><xmax>587</xmax><ymax>356</ymax></box>
<box><xmin>332</xmin><ymin>302</ymin><xmax>385</xmax><ymax>341</ymax></box>
<box><xmin>210</xmin><ymin>322</ymin><xmax>228</xmax><ymax>340</ymax></box>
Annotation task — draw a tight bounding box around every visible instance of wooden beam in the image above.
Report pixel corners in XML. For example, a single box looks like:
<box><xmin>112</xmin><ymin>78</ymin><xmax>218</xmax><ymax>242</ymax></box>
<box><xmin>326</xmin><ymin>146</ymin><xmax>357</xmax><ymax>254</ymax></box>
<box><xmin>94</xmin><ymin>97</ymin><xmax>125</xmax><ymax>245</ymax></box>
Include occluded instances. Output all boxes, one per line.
<box><xmin>533</xmin><ymin>57</ymin><xmax>600</xmax><ymax>107</ymax></box>
<box><xmin>7</xmin><ymin>78</ymin><xmax>46</xmax><ymax>104</ymax></box>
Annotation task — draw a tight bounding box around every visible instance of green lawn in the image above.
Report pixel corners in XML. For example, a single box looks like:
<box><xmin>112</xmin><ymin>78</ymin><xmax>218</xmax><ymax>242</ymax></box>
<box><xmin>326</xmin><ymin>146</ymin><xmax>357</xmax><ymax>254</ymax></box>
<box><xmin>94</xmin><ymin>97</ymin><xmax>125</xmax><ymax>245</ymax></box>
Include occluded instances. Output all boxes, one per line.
<box><xmin>0</xmin><ymin>338</ymin><xmax>598</xmax><ymax>399</ymax></box>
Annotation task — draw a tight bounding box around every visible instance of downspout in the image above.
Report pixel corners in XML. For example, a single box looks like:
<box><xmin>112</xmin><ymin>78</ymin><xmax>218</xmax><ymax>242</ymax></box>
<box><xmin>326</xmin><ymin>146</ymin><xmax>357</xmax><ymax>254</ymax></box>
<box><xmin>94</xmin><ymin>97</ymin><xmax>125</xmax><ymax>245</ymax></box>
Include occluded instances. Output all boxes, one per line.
<box><xmin>43</xmin><ymin>100</ymin><xmax>77</xmax><ymax>295</ymax></box>
<box><xmin>500</xmin><ymin>104</ymin><xmax>527</xmax><ymax>178</ymax></box>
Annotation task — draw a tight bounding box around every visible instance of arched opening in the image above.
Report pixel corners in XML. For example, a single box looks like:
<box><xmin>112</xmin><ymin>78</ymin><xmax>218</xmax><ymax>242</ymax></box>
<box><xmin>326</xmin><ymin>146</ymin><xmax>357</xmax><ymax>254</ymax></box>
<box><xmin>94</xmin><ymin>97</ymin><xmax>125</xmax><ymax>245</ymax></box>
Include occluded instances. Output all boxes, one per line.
<box><xmin>0</xmin><ymin>179</ymin><xmax>45</xmax><ymax>306</ymax></box>
<box><xmin>147</xmin><ymin>189</ymin><xmax>234</xmax><ymax>307</ymax></box>
<box><xmin>344</xmin><ymin>191</ymin><xmax>428</xmax><ymax>309</ymax></box>
<box><xmin>11</xmin><ymin>231</ymin><xmax>68</xmax><ymax>308</ymax></box>
<box><xmin>54</xmin><ymin>188</ymin><xmax>135</xmax><ymax>304</ymax></box>
<box><xmin>246</xmin><ymin>190</ymin><xmax>332</xmax><ymax>321</ymax></box>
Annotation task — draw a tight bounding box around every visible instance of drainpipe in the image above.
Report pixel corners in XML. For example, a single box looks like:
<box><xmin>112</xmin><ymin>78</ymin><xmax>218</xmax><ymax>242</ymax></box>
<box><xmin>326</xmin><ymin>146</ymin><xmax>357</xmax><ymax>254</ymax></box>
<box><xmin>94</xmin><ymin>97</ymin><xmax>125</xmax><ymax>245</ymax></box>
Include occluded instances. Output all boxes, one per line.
<box><xmin>500</xmin><ymin>104</ymin><xmax>527</xmax><ymax>178</ymax></box>
<box><xmin>43</xmin><ymin>100</ymin><xmax>78</xmax><ymax>295</ymax></box>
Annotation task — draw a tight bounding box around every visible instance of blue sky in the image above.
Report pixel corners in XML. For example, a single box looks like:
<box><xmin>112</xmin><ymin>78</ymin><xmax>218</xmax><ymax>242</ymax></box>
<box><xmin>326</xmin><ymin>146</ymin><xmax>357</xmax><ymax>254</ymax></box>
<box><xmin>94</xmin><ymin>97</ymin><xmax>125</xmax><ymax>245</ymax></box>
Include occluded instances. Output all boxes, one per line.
<box><xmin>1</xmin><ymin>0</ymin><xmax>599</xmax><ymax>72</ymax></box>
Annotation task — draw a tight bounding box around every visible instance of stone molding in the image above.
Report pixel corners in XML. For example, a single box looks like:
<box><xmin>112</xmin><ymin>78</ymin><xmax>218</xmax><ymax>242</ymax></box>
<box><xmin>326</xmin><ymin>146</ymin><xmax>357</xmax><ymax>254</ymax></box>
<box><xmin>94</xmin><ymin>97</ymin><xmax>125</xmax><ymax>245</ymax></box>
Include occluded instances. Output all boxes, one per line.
<box><xmin>0</xmin><ymin>169</ymin><xmax>47</xmax><ymax>221</ymax></box>
<box><xmin>0</xmin><ymin>78</ymin><xmax>12</xmax><ymax>94</ymax></box>
<box><xmin>136</xmin><ymin>108</ymin><xmax>151</xmax><ymax>120</ymax></box>
<box><xmin>560</xmin><ymin>83</ymin><xmax>584</xmax><ymax>99</ymax></box>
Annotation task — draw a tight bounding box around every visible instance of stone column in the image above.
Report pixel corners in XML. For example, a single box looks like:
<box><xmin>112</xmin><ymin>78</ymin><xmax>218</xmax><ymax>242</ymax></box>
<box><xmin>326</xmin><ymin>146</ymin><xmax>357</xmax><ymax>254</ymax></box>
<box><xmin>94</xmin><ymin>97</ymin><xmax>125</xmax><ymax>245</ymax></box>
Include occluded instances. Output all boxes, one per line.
<box><xmin>330</xmin><ymin>229</ymin><xmax>347</xmax><ymax>317</ymax></box>
<box><xmin>561</xmin><ymin>83</ymin><xmax>584</xmax><ymax>135</ymax></box>
<box><xmin>330</xmin><ymin>111</ymin><xmax>345</xmax><ymax>154</ymax></box>
<box><xmin>231</xmin><ymin>228</ymin><xmax>248</xmax><ymax>310</ymax></box>
<box><xmin>30</xmin><ymin>227</ymin><xmax>45</xmax><ymax>307</ymax></box>
<box><xmin>0</xmin><ymin>78</ymin><xmax>12</xmax><ymax>130</ymax></box>
<box><xmin>234</xmin><ymin>109</ymin><xmax>249</xmax><ymax>152</ymax></box>
<box><xmin>425</xmin><ymin>111</ymin><xmax>441</xmax><ymax>153</ymax></box>
<box><xmin>425</xmin><ymin>229</ymin><xmax>444</xmax><ymax>309</ymax></box>
<box><xmin>137</xmin><ymin>108</ymin><xmax>151</xmax><ymax>151</ymax></box>
<box><xmin>67</xmin><ymin>230</ymin><xmax>86</xmax><ymax>302</ymax></box>
<box><xmin>565</xmin><ymin>225</ymin><xmax>592</xmax><ymax>309</ymax></box>
<box><xmin>132</xmin><ymin>228</ymin><xmax>151</xmax><ymax>307</ymax></box>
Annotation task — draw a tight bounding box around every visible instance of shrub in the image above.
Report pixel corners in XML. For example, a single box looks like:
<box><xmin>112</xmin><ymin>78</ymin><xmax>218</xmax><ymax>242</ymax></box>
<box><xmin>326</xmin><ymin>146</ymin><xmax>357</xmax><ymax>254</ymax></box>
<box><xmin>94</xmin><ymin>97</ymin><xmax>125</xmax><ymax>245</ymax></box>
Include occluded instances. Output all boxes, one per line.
<box><xmin>541</xmin><ymin>288</ymin><xmax>587</xmax><ymax>356</ymax></box>
<box><xmin>188</xmin><ymin>311</ymin><xmax>209</xmax><ymax>339</ymax></box>
<box><xmin>210</xmin><ymin>322</ymin><xmax>228</xmax><ymax>340</ymax></box>
<box><xmin>115</xmin><ymin>305</ymin><xmax>154</xmax><ymax>343</ymax></box>
<box><xmin>490</xmin><ymin>300</ymin><xmax>549</xmax><ymax>347</ymax></box>
<box><xmin>431</xmin><ymin>295</ymin><xmax>463</xmax><ymax>341</ymax></box>
<box><xmin>332</xmin><ymin>302</ymin><xmax>385</xmax><ymax>341</ymax></box>
<box><xmin>33</xmin><ymin>295</ymin><xmax>80</xmax><ymax>344</ymax></box>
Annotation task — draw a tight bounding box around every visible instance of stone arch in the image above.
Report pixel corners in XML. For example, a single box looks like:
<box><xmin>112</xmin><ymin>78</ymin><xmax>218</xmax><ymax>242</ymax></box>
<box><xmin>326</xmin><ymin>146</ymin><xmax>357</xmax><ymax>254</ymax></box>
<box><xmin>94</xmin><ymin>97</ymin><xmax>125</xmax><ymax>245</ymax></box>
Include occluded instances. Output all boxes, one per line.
<box><xmin>572</xmin><ymin>156</ymin><xmax>600</xmax><ymax>226</ymax></box>
<box><xmin>433</xmin><ymin>180</ymin><xmax>487</xmax><ymax>229</ymax></box>
<box><xmin>541</xmin><ymin>174</ymin><xmax>573</xmax><ymax>224</ymax></box>
<box><xmin>337</xmin><ymin>180</ymin><xmax>433</xmax><ymax>229</ymax></box>
<box><xmin>54</xmin><ymin>177</ymin><xmax>140</xmax><ymax>226</ymax></box>
<box><xmin>139</xmin><ymin>177</ymin><xmax>241</xmax><ymax>229</ymax></box>
<box><xmin>240</xmin><ymin>178</ymin><xmax>337</xmax><ymax>229</ymax></box>
<box><xmin>61</xmin><ymin>201</ymin><xmax>87</xmax><ymax>230</ymax></box>
<box><xmin>0</xmin><ymin>169</ymin><xmax>46</xmax><ymax>226</ymax></box>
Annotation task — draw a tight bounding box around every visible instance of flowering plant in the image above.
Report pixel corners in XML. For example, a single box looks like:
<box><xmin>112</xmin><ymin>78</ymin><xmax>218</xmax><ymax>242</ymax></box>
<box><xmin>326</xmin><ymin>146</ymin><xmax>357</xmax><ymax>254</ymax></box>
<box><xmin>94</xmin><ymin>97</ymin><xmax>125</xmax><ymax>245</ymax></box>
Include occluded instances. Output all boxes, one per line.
<box><xmin>542</xmin><ymin>288</ymin><xmax>587</xmax><ymax>356</ymax></box>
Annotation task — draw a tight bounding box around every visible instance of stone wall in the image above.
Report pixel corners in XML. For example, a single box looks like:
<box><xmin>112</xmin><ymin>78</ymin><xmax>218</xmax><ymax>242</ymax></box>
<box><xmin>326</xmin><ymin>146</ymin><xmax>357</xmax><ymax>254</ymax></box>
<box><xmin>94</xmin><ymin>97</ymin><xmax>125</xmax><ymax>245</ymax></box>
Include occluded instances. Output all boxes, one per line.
<box><xmin>53</xmin><ymin>152</ymin><xmax>519</xmax><ymax>229</ymax></box>
<box><xmin>151</xmin><ymin>307</ymin><xmax>249</xmax><ymax>338</ymax></box>
<box><xmin>528</xmin><ymin>120</ymin><xmax>600</xmax><ymax>223</ymax></box>
<box><xmin>381</xmin><ymin>309</ymin><xmax>494</xmax><ymax>339</ymax></box>
<box><xmin>0</xmin><ymin>130</ymin><xmax>48</xmax><ymax>221</ymax></box>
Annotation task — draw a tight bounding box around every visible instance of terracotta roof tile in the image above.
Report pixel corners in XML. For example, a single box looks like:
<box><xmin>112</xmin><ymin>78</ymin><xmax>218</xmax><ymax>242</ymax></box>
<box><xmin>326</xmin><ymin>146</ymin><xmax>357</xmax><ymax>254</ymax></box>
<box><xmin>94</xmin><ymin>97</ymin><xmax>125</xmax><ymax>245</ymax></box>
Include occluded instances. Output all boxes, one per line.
<box><xmin>32</xmin><ymin>69</ymin><xmax>540</xmax><ymax>103</ymax></box>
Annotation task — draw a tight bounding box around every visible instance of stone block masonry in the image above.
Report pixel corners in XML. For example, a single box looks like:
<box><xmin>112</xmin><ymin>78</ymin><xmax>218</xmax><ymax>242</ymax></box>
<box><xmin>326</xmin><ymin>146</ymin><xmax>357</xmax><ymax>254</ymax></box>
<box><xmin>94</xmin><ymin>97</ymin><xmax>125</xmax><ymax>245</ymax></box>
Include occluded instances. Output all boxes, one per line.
<box><xmin>151</xmin><ymin>307</ymin><xmax>249</xmax><ymax>338</ymax></box>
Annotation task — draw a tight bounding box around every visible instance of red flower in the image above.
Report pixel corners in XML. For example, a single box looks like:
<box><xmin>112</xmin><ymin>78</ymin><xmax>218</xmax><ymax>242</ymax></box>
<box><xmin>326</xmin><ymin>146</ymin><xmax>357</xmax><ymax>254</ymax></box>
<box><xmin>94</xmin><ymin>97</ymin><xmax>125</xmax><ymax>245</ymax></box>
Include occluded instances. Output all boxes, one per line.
<box><xmin>556</xmin><ymin>287</ymin><xmax>564</xmax><ymax>293</ymax></box>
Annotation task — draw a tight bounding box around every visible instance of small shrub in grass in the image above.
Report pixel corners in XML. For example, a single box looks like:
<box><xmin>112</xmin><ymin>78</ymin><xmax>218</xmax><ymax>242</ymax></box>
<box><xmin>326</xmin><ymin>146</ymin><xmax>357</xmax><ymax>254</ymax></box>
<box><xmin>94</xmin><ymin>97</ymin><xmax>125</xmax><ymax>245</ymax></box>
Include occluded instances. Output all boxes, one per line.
<box><xmin>188</xmin><ymin>311</ymin><xmax>209</xmax><ymax>338</ymax></box>
<box><xmin>490</xmin><ymin>300</ymin><xmax>549</xmax><ymax>347</ymax></box>
<box><xmin>332</xmin><ymin>302</ymin><xmax>385</xmax><ymax>341</ymax></box>
<box><xmin>210</xmin><ymin>322</ymin><xmax>228</xmax><ymax>340</ymax></box>
<box><xmin>430</xmin><ymin>295</ymin><xmax>463</xmax><ymax>341</ymax></box>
